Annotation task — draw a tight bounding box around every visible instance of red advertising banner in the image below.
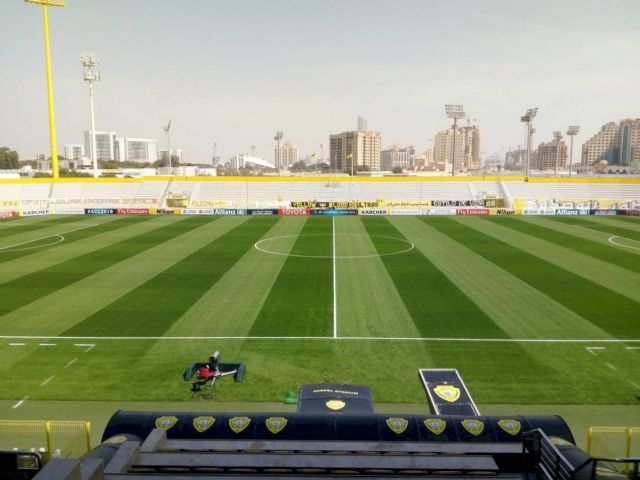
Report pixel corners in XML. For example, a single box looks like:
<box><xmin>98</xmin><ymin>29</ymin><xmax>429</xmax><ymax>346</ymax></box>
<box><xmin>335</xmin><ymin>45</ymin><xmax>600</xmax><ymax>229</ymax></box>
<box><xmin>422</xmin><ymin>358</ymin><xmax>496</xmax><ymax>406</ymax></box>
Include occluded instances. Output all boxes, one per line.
<box><xmin>116</xmin><ymin>208</ymin><xmax>149</xmax><ymax>215</ymax></box>
<box><xmin>278</xmin><ymin>208</ymin><xmax>311</xmax><ymax>216</ymax></box>
<box><xmin>456</xmin><ymin>208</ymin><xmax>490</xmax><ymax>216</ymax></box>
<box><xmin>0</xmin><ymin>211</ymin><xmax>17</xmax><ymax>219</ymax></box>
<box><xmin>622</xmin><ymin>209</ymin><xmax>640</xmax><ymax>217</ymax></box>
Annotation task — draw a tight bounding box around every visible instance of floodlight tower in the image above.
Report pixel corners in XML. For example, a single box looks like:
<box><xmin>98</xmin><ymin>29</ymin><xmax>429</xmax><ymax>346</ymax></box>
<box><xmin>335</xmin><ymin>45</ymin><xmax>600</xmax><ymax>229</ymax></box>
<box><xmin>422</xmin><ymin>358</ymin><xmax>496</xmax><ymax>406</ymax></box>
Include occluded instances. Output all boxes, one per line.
<box><xmin>164</xmin><ymin>121</ymin><xmax>172</xmax><ymax>175</ymax></box>
<box><xmin>81</xmin><ymin>53</ymin><xmax>100</xmax><ymax>177</ymax></box>
<box><xmin>553</xmin><ymin>131</ymin><xmax>563</xmax><ymax>177</ymax></box>
<box><xmin>445</xmin><ymin>104</ymin><xmax>465</xmax><ymax>176</ymax></box>
<box><xmin>566</xmin><ymin>126</ymin><xmax>580</xmax><ymax>178</ymax></box>
<box><xmin>25</xmin><ymin>0</ymin><xmax>65</xmax><ymax>179</ymax></box>
<box><xmin>274</xmin><ymin>131</ymin><xmax>283</xmax><ymax>174</ymax></box>
<box><xmin>520</xmin><ymin>108</ymin><xmax>538</xmax><ymax>177</ymax></box>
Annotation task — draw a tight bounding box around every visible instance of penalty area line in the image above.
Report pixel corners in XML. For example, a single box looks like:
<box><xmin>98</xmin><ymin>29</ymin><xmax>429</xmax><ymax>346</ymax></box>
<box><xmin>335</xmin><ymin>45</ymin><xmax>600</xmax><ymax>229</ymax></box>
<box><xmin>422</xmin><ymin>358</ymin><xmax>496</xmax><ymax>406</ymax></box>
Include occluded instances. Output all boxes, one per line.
<box><xmin>2</xmin><ymin>335</ymin><xmax>640</xmax><ymax>343</ymax></box>
<box><xmin>13</xmin><ymin>396</ymin><xmax>29</xmax><ymax>409</ymax></box>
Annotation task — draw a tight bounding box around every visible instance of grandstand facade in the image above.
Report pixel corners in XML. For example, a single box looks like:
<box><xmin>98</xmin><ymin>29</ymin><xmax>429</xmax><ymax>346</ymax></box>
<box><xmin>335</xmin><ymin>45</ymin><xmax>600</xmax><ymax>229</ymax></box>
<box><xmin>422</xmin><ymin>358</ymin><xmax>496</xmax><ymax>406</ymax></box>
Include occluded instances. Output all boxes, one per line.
<box><xmin>1</xmin><ymin>177</ymin><xmax>639</xmax><ymax>216</ymax></box>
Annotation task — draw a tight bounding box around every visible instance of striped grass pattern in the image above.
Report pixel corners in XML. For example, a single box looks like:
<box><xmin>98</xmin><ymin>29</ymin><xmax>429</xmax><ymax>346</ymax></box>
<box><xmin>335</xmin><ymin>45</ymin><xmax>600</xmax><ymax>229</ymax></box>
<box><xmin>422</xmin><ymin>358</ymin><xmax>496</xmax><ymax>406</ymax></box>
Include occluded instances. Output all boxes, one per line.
<box><xmin>0</xmin><ymin>215</ymin><xmax>638</xmax><ymax>404</ymax></box>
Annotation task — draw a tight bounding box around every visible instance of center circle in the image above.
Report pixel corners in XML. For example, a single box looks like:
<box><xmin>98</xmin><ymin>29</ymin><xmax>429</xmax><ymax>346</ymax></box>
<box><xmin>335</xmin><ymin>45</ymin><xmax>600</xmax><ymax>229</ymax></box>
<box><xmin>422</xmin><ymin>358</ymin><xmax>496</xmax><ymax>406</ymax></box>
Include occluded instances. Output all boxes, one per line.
<box><xmin>254</xmin><ymin>233</ymin><xmax>415</xmax><ymax>259</ymax></box>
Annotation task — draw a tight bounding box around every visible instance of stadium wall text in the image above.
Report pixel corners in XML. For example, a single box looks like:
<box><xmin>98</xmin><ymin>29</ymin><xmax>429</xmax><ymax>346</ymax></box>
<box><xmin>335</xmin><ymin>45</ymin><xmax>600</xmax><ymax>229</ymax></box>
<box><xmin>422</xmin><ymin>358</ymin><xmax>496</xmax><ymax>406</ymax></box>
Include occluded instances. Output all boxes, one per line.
<box><xmin>2</xmin><ymin>207</ymin><xmax>639</xmax><ymax>219</ymax></box>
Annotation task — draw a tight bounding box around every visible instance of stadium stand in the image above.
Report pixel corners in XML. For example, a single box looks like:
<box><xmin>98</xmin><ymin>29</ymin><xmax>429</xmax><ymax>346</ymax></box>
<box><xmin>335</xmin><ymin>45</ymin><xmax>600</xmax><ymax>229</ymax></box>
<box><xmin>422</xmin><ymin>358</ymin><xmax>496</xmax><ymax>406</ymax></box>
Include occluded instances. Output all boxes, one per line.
<box><xmin>1</xmin><ymin>177</ymin><xmax>640</xmax><ymax>212</ymax></box>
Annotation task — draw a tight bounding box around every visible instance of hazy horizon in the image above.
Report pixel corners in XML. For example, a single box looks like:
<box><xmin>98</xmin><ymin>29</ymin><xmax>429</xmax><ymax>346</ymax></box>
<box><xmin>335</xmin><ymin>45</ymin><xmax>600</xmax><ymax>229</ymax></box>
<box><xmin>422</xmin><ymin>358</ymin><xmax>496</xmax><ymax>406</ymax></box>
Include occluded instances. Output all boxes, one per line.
<box><xmin>3</xmin><ymin>0</ymin><xmax>639</xmax><ymax>163</ymax></box>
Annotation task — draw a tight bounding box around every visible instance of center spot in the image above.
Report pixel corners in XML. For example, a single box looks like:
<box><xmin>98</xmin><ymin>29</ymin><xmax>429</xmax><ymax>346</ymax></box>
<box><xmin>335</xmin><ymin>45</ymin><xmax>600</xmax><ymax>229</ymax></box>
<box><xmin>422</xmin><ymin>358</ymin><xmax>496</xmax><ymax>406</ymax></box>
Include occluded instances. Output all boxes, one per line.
<box><xmin>254</xmin><ymin>233</ymin><xmax>414</xmax><ymax>259</ymax></box>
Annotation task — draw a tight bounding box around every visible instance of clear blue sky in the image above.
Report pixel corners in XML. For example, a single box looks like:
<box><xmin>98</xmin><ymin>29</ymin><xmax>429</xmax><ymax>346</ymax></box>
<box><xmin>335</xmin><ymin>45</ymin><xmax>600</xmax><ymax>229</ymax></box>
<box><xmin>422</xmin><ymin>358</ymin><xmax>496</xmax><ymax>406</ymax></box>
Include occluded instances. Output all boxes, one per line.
<box><xmin>2</xmin><ymin>0</ymin><xmax>639</xmax><ymax>162</ymax></box>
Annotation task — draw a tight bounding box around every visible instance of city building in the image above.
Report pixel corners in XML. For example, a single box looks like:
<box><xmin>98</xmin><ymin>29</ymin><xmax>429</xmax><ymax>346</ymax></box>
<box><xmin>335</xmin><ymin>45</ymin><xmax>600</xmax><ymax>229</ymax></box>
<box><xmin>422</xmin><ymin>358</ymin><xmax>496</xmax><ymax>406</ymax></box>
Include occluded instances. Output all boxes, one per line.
<box><xmin>357</xmin><ymin>116</ymin><xmax>368</xmax><ymax>131</ymax></box>
<box><xmin>84</xmin><ymin>131</ymin><xmax>116</xmax><ymax>161</ymax></box>
<box><xmin>381</xmin><ymin>145</ymin><xmax>415</xmax><ymax>170</ymax></box>
<box><xmin>433</xmin><ymin>125</ymin><xmax>480</xmax><ymax>172</ymax></box>
<box><xmin>115</xmin><ymin>137</ymin><xmax>125</xmax><ymax>162</ymax></box>
<box><xmin>581</xmin><ymin>118</ymin><xmax>640</xmax><ymax>171</ymax></box>
<box><xmin>64</xmin><ymin>144</ymin><xmax>84</xmax><ymax>161</ymax></box>
<box><xmin>535</xmin><ymin>138</ymin><xmax>567</xmax><ymax>171</ymax></box>
<box><xmin>329</xmin><ymin>131</ymin><xmax>381</xmax><ymax>173</ymax></box>
<box><xmin>125</xmin><ymin>138</ymin><xmax>158</xmax><ymax>163</ymax></box>
<box><xmin>160</xmin><ymin>149</ymin><xmax>183</xmax><ymax>164</ymax></box>
<box><xmin>274</xmin><ymin>141</ymin><xmax>299</xmax><ymax>171</ymax></box>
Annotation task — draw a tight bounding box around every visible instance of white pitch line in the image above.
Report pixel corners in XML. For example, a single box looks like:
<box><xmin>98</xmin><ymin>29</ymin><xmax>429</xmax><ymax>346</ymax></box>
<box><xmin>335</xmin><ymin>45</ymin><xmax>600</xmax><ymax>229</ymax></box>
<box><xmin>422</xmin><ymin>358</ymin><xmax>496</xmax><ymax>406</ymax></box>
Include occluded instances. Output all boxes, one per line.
<box><xmin>64</xmin><ymin>358</ymin><xmax>77</xmax><ymax>368</ymax></box>
<box><xmin>12</xmin><ymin>396</ymin><xmax>29</xmax><ymax>409</ymax></box>
<box><xmin>625</xmin><ymin>346</ymin><xmax>640</xmax><ymax>350</ymax></box>
<box><xmin>608</xmin><ymin>235</ymin><xmax>640</xmax><ymax>250</ymax></box>
<box><xmin>40</xmin><ymin>375</ymin><xmax>55</xmax><ymax>386</ymax></box>
<box><xmin>9</xmin><ymin>343</ymin><xmax>26</xmax><ymax>346</ymax></box>
<box><xmin>0</xmin><ymin>223</ymin><xmax>97</xmax><ymax>253</ymax></box>
<box><xmin>605</xmin><ymin>362</ymin><xmax>618</xmax><ymax>371</ymax></box>
<box><xmin>2</xmin><ymin>335</ymin><xmax>640</xmax><ymax>343</ymax></box>
<box><xmin>630</xmin><ymin>381</ymin><xmax>640</xmax><ymax>389</ymax></box>
<box><xmin>332</xmin><ymin>217</ymin><xmax>337</xmax><ymax>339</ymax></box>
<box><xmin>586</xmin><ymin>346</ymin><xmax>607</xmax><ymax>355</ymax></box>
<box><xmin>74</xmin><ymin>343</ymin><xmax>95</xmax><ymax>352</ymax></box>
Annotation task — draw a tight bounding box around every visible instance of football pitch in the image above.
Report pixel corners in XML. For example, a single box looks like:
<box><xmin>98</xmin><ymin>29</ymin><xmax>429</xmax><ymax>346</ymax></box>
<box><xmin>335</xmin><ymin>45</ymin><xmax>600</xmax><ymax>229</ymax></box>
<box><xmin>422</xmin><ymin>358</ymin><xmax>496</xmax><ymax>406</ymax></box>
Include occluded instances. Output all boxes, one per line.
<box><xmin>0</xmin><ymin>214</ymin><xmax>639</xmax><ymax>406</ymax></box>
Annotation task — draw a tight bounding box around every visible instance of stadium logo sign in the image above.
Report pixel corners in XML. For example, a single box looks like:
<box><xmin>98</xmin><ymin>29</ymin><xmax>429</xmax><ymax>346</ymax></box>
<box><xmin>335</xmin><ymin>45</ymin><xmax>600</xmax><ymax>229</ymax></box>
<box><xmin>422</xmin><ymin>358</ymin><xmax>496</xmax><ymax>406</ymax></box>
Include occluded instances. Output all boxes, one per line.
<box><xmin>497</xmin><ymin>419</ymin><xmax>521</xmax><ymax>436</ymax></box>
<box><xmin>155</xmin><ymin>416</ymin><xmax>178</xmax><ymax>430</ymax></box>
<box><xmin>423</xmin><ymin>419</ymin><xmax>446</xmax><ymax>435</ymax></box>
<box><xmin>265</xmin><ymin>417</ymin><xmax>288</xmax><ymax>434</ymax></box>
<box><xmin>192</xmin><ymin>416</ymin><xmax>215</xmax><ymax>433</ymax></box>
<box><xmin>325</xmin><ymin>400</ymin><xmax>346</xmax><ymax>411</ymax></box>
<box><xmin>433</xmin><ymin>385</ymin><xmax>460</xmax><ymax>403</ymax></box>
<box><xmin>229</xmin><ymin>416</ymin><xmax>251</xmax><ymax>434</ymax></box>
<box><xmin>386</xmin><ymin>417</ymin><xmax>409</xmax><ymax>435</ymax></box>
<box><xmin>461</xmin><ymin>419</ymin><xmax>484</xmax><ymax>436</ymax></box>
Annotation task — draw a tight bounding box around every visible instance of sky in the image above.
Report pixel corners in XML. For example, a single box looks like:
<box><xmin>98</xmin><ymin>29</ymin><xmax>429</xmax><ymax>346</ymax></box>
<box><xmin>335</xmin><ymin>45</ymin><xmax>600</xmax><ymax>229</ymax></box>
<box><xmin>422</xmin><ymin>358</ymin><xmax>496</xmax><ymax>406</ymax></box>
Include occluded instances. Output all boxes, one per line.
<box><xmin>2</xmin><ymin>0</ymin><xmax>639</xmax><ymax>163</ymax></box>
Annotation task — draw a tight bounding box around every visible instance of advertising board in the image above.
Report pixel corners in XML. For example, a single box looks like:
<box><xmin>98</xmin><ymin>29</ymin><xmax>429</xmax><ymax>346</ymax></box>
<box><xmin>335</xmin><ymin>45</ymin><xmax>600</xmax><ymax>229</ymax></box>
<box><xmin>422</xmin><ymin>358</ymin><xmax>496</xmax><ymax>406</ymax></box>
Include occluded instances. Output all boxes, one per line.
<box><xmin>19</xmin><ymin>209</ymin><xmax>50</xmax><ymax>217</ymax></box>
<box><xmin>456</xmin><ymin>208</ymin><xmax>490</xmax><ymax>215</ymax></box>
<box><xmin>277</xmin><ymin>208</ymin><xmax>310</xmax><ymax>215</ymax></box>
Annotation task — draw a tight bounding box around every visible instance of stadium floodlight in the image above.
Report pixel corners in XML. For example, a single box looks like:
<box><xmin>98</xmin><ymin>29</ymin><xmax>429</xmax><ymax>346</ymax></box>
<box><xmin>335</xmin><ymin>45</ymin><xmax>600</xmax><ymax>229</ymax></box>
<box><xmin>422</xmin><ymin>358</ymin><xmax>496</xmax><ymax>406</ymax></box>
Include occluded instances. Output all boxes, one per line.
<box><xmin>520</xmin><ymin>107</ymin><xmax>538</xmax><ymax>177</ymax></box>
<box><xmin>274</xmin><ymin>132</ymin><xmax>283</xmax><ymax>174</ymax></box>
<box><xmin>164</xmin><ymin>121</ymin><xmax>172</xmax><ymax>175</ymax></box>
<box><xmin>566</xmin><ymin>126</ymin><xmax>580</xmax><ymax>177</ymax></box>
<box><xmin>445</xmin><ymin>104</ymin><xmax>465</xmax><ymax>176</ymax></box>
<box><xmin>553</xmin><ymin>131</ymin><xmax>563</xmax><ymax>177</ymax></box>
<box><xmin>81</xmin><ymin>53</ymin><xmax>100</xmax><ymax>177</ymax></box>
<box><xmin>24</xmin><ymin>0</ymin><xmax>65</xmax><ymax>179</ymax></box>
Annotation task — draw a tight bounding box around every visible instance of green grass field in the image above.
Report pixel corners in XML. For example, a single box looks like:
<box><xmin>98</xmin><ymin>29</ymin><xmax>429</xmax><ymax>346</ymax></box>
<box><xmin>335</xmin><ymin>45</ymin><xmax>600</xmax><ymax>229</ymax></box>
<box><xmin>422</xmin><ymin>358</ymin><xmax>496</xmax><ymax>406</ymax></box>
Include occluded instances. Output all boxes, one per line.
<box><xmin>0</xmin><ymin>214</ymin><xmax>639</xmax><ymax>410</ymax></box>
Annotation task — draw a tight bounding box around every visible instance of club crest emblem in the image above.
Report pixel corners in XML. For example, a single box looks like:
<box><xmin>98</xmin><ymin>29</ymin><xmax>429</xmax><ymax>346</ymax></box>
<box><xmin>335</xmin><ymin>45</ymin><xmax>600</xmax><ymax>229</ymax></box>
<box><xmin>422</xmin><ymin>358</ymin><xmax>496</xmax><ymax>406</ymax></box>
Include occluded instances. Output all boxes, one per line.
<box><xmin>229</xmin><ymin>416</ymin><xmax>251</xmax><ymax>434</ymax></box>
<box><xmin>155</xmin><ymin>416</ymin><xmax>178</xmax><ymax>430</ymax></box>
<box><xmin>265</xmin><ymin>417</ymin><xmax>288</xmax><ymax>434</ymax></box>
<box><xmin>461</xmin><ymin>419</ymin><xmax>484</xmax><ymax>436</ymax></box>
<box><xmin>386</xmin><ymin>417</ymin><xmax>409</xmax><ymax>435</ymax></box>
<box><xmin>193</xmin><ymin>416</ymin><xmax>215</xmax><ymax>433</ymax></box>
<box><xmin>433</xmin><ymin>385</ymin><xmax>460</xmax><ymax>403</ymax></box>
<box><xmin>423</xmin><ymin>419</ymin><xmax>447</xmax><ymax>435</ymax></box>
<box><xmin>325</xmin><ymin>400</ymin><xmax>346</xmax><ymax>411</ymax></box>
<box><xmin>497</xmin><ymin>419</ymin><xmax>521</xmax><ymax>436</ymax></box>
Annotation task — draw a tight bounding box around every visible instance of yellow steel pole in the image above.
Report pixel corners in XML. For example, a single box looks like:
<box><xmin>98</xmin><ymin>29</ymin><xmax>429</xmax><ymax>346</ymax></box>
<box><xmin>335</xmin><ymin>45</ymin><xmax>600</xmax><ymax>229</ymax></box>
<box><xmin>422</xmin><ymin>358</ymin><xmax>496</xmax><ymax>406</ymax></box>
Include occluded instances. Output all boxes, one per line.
<box><xmin>42</xmin><ymin>3</ymin><xmax>59</xmax><ymax>179</ymax></box>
